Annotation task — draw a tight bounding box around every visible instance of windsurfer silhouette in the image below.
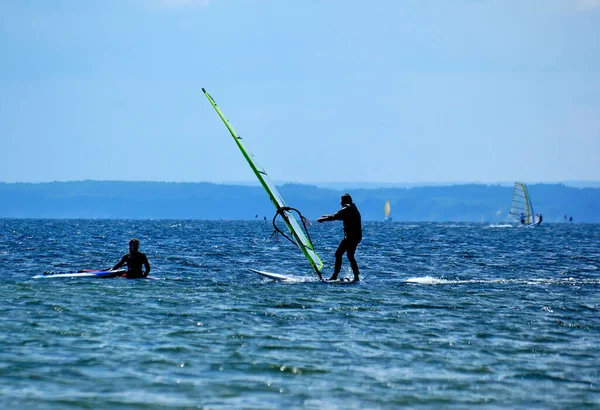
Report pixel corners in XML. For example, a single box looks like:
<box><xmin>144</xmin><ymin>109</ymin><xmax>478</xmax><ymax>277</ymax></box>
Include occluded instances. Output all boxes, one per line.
<box><xmin>317</xmin><ymin>194</ymin><xmax>362</xmax><ymax>282</ymax></box>
<box><xmin>111</xmin><ymin>238</ymin><xmax>151</xmax><ymax>279</ymax></box>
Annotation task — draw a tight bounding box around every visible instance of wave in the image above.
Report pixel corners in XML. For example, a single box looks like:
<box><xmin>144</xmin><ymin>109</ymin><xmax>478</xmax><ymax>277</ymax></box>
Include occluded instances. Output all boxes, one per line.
<box><xmin>405</xmin><ymin>276</ymin><xmax>600</xmax><ymax>286</ymax></box>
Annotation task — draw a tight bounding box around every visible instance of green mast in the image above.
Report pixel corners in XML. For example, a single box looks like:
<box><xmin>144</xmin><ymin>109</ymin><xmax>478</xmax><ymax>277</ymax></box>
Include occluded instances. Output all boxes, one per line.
<box><xmin>202</xmin><ymin>88</ymin><xmax>323</xmax><ymax>279</ymax></box>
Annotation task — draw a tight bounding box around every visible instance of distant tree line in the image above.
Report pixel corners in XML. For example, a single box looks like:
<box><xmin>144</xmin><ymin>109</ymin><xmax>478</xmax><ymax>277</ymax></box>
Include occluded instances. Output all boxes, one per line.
<box><xmin>0</xmin><ymin>181</ymin><xmax>596</xmax><ymax>222</ymax></box>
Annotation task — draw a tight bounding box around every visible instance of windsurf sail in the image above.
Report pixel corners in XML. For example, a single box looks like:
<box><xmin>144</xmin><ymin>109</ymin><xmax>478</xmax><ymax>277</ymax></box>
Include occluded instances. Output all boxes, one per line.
<box><xmin>202</xmin><ymin>88</ymin><xmax>324</xmax><ymax>279</ymax></box>
<box><xmin>509</xmin><ymin>182</ymin><xmax>537</xmax><ymax>225</ymax></box>
<box><xmin>384</xmin><ymin>200</ymin><xmax>391</xmax><ymax>221</ymax></box>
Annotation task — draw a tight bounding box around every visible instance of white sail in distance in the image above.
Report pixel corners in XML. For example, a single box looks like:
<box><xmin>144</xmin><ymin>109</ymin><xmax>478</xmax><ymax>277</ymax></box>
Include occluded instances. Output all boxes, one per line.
<box><xmin>509</xmin><ymin>182</ymin><xmax>538</xmax><ymax>225</ymax></box>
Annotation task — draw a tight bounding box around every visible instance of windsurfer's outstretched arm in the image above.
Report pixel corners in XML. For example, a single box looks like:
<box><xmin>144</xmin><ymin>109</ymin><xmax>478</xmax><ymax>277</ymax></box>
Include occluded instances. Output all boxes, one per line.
<box><xmin>317</xmin><ymin>215</ymin><xmax>333</xmax><ymax>223</ymax></box>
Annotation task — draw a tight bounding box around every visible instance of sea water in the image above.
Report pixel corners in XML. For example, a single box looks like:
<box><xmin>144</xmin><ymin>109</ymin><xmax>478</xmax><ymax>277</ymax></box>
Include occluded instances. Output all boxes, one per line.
<box><xmin>1</xmin><ymin>220</ymin><xmax>598</xmax><ymax>409</ymax></box>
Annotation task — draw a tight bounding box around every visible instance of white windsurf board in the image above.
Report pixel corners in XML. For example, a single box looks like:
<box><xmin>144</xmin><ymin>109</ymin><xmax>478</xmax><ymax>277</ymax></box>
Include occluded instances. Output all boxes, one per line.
<box><xmin>249</xmin><ymin>268</ymin><xmax>290</xmax><ymax>281</ymax></box>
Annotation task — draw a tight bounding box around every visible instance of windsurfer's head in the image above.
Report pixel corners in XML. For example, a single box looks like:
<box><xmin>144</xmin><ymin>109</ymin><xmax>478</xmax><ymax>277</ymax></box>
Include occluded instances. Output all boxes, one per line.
<box><xmin>341</xmin><ymin>194</ymin><xmax>353</xmax><ymax>206</ymax></box>
<box><xmin>129</xmin><ymin>238</ymin><xmax>140</xmax><ymax>253</ymax></box>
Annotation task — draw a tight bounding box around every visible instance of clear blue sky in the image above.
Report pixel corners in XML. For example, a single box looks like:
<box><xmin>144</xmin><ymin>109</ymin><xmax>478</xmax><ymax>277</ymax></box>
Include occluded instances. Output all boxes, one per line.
<box><xmin>1</xmin><ymin>0</ymin><xmax>599</xmax><ymax>185</ymax></box>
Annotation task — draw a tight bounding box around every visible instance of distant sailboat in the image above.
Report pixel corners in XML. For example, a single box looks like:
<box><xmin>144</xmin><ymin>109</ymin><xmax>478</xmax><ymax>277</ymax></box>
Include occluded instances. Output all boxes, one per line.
<box><xmin>509</xmin><ymin>182</ymin><xmax>541</xmax><ymax>226</ymax></box>
<box><xmin>384</xmin><ymin>200</ymin><xmax>392</xmax><ymax>222</ymax></box>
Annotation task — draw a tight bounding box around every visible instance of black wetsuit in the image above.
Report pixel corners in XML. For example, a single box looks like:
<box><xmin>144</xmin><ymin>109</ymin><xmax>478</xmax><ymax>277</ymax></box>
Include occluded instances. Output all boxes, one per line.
<box><xmin>114</xmin><ymin>251</ymin><xmax>150</xmax><ymax>279</ymax></box>
<box><xmin>325</xmin><ymin>203</ymin><xmax>362</xmax><ymax>279</ymax></box>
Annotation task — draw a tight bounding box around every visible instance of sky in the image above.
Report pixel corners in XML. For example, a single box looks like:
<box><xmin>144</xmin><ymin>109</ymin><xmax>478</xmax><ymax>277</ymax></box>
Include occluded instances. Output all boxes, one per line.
<box><xmin>1</xmin><ymin>0</ymin><xmax>599</xmax><ymax>185</ymax></box>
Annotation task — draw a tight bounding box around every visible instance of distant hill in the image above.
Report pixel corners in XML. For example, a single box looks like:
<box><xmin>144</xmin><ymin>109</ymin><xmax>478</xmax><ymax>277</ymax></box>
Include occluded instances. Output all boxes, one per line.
<box><xmin>0</xmin><ymin>181</ymin><xmax>597</xmax><ymax>222</ymax></box>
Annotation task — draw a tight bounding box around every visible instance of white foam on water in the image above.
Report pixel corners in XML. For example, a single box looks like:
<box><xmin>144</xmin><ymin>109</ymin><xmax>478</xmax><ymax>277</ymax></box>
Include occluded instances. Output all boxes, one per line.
<box><xmin>406</xmin><ymin>276</ymin><xmax>600</xmax><ymax>286</ymax></box>
<box><xmin>406</xmin><ymin>276</ymin><xmax>457</xmax><ymax>285</ymax></box>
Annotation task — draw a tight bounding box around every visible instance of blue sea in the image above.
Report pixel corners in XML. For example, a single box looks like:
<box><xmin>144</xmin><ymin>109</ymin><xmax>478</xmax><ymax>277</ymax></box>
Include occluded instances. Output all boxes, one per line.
<box><xmin>1</xmin><ymin>219</ymin><xmax>599</xmax><ymax>409</ymax></box>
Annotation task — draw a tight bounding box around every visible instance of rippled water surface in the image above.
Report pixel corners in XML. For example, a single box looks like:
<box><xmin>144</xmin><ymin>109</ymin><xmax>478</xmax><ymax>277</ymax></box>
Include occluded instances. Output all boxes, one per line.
<box><xmin>1</xmin><ymin>220</ymin><xmax>599</xmax><ymax>409</ymax></box>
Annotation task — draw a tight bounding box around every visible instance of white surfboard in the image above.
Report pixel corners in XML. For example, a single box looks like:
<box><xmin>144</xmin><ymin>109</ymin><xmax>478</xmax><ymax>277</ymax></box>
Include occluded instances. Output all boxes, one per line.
<box><xmin>324</xmin><ymin>278</ymin><xmax>358</xmax><ymax>285</ymax></box>
<box><xmin>248</xmin><ymin>268</ymin><xmax>290</xmax><ymax>281</ymax></box>
<box><xmin>248</xmin><ymin>268</ymin><xmax>359</xmax><ymax>284</ymax></box>
<box><xmin>32</xmin><ymin>269</ymin><xmax>128</xmax><ymax>279</ymax></box>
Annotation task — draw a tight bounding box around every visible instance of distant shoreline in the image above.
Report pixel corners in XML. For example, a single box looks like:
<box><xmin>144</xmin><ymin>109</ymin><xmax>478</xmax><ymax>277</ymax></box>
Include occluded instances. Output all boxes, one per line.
<box><xmin>1</xmin><ymin>181</ymin><xmax>596</xmax><ymax>222</ymax></box>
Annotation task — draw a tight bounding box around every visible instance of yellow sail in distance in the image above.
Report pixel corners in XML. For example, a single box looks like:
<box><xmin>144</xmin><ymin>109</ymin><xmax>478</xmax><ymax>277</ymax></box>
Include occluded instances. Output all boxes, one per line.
<box><xmin>384</xmin><ymin>201</ymin><xmax>391</xmax><ymax>219</ymax></box>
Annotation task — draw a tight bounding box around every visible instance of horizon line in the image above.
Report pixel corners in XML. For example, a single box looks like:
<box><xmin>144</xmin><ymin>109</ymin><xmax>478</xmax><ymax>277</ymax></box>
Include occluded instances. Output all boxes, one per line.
<box><xmin>1</xmin><ymin>179</ymin><xmax>599</xmax><ymax>188</ymax></box>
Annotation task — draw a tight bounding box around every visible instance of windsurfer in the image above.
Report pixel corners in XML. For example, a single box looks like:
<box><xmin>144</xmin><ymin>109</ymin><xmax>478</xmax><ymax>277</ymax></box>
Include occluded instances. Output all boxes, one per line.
<box><xmin>111</xmin><ymin>238</ymin><xmax>151</xmax><ymax>279</ymax></box>
<box><xmin>317</xmin><ymin>194</ymin><xmax>362</xmax><ymax>282</ymax></box>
